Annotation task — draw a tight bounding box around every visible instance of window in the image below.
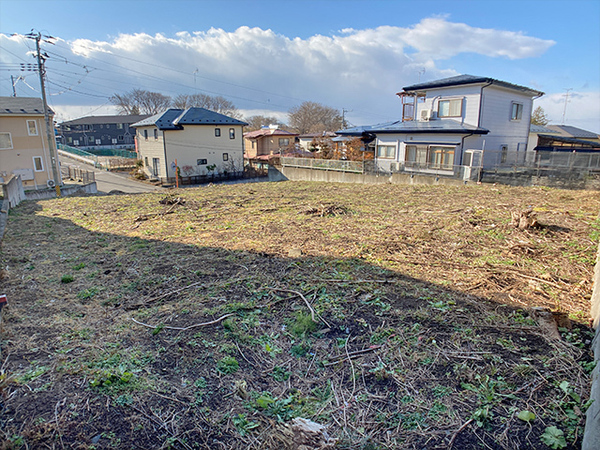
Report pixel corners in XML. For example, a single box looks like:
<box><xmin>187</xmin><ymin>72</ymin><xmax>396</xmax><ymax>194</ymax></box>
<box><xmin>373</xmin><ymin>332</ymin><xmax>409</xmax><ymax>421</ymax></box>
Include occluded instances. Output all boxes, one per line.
<box><xmin>405</xmin><ymin>145</ymin><xmax>428</xmax><ymax>166</ymax></box>
<box><xmin>197</xmin><ymin>158</ymin><xmax>208</xmax><ymax>165</ymax></box>
<box><xmin>144</xmin><ymin>130</ymin><xmax>148</xmax><ymax>140</ymax></box>
<box><xmin>67</xmin><ymin>137</ymin><xmax>73</xmax><ymax>144</ymax></box>
<box><xmin>73</xmin><ymin>139</ymin><xmax>79</xmax><ymax>146</ymax></box>
<box><xmin>83</xmin><ymin>124</ymin><xmax>93</xmax><ymax>131</ymax></box>
<box><xmin>64</xmin><ymin>125</ymin><xmax>71</xmax><ymax>132</ymax></box>
<box><xmin>0</xmin><ymin>132</ymin><xmax>13</xmax><ymax>149</ymax></box>
<box><xmin>406</xmin><ymin>144</ymin><xmax>455</xmax><ymax>169</ymax></box>
<box><xmin>112</xmin><ymin>138</ymin><xmax>117</xmax><ymax>144</ymax></box>
<box><xmin>144</xmin><ymin>157</ymin><xmax>149</xmax><ymax>167</ymax></box>
<box><xmin>279</xmin><ymin>138</ymin><xmax>290</xmax><ymax>147</ymax></box>
<box><xmin>500</xmin><ymin>145</ymin><xmax>508</xmax><ymax>163</ymax></box>
<box><xmin>100</xmin><ymin>124</ymin><xmax>103</xmax><ymax>129</ymax></box>
<box><xmin>511</xmin><ymin>102</ymin><xmax>523</xmax><ymax>121</ymax></box>
<box><xmin>154</xmin><ymin>129</ymin><xmax>158</xmax><ymax>140</ymax></box>
<box><xmin>95</xmin><ymin>139</ymin><xmax>101</xmax><ymax>145</ymax></box>
<box><xmin>428</xmin><ymin>146</ymin><xmax>455</xmax><ymax>169</ymax></box>
<box><xmin>87</xmin><ymin>136</ymin><xmax>94</xmax><ymax>144</ymax></box>
<box><xmin>27</xmin><ymin>120</ymin><xmax>38</xmax><ymax>136</ymax></box>
<box><xmin>376</xmin><ymin>145</ymin><xmax>396</xmax><ymax>159</ymax></box>
<box><xmin>251</xmin><ymin>141</ymin><xmax>256</xmax><ymax>149</ymax></box>
<box><xmin>229</xmin><ymin>128</ymin><xmax>235</xmax><ymax>139</ymax></box>
<box><xmin>33</xmin><ymin>156</ymin><xmax>43</xmax><ymax>171</ymax></box>
<box><xmin>118</xmin><ymin>135</ymin><xmax>124</xmax><ymax>141</ymax></box>
<box><xmin>438</xmin><ymin>99</ymin><xmax>463</xmax><ymax>117</ymax></box>
<box><xmin>117</xmin><ymin>123</ymin><xmax>124</xmax><ymax>129</ymax></box>
<box><xmin>215</xmin><ymin>128</ymin><xmax>221</xmax><ymax>137</ymax></box>
<box><xmin>105</xmin><ymin>124</ymin><xmax>110</xmax><ymax>129</ymax></box>
<box><xmin>223</xmin><ymin>153</ymin><xmax>229</xmax><ymax>161</ymax></box>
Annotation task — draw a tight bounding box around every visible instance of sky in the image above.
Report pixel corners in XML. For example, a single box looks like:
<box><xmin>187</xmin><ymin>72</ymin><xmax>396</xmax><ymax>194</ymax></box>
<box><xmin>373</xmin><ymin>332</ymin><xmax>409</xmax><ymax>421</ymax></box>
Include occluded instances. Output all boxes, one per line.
<box><xmin>1</xmin><ymin>0</ymin><xmax>599</xmax><ymax>133</ymax></box>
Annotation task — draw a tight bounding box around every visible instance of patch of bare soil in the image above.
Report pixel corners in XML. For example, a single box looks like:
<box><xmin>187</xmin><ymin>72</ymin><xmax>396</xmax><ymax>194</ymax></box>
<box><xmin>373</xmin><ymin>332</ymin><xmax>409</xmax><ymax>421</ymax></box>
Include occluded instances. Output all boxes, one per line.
<box><xmin>0</xmin><ymin>182</ymin><xmax>598</xmax><ymax>449</ymax></box>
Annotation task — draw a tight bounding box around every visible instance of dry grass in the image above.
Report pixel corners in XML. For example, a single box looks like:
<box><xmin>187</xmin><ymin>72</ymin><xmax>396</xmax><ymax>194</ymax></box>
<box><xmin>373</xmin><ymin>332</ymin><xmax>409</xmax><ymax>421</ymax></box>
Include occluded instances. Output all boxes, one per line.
<box><xmin>0</xmin><ymin>181</ymin><xmax>598</xmax><ymax>449</ymax></box>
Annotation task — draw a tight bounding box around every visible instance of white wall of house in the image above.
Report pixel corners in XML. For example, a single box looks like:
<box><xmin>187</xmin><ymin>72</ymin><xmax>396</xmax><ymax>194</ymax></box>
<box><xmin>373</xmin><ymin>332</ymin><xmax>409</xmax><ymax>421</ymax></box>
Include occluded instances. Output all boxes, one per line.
<box><xmin>137</xmin><ymin>124</ymin><xmax>245</xmax><ymax>180</ymax></box>
<box><xmin>416</xmin><ymin>85</ymin><xmax>482</xmax><ymax>126</ymax></box>
<box><xmin>412</xmin><ymin>84</ymin><xmax>535</xmax><ymax>168</ymax></box>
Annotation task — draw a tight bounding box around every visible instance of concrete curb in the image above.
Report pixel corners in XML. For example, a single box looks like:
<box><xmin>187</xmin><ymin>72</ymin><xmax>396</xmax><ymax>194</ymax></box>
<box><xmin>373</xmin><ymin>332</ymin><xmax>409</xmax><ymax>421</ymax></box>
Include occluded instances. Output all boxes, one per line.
<box><xmin>583</xmin><ymin>244</ymin><xmax>600</xmax><ymax>449</ymax></box>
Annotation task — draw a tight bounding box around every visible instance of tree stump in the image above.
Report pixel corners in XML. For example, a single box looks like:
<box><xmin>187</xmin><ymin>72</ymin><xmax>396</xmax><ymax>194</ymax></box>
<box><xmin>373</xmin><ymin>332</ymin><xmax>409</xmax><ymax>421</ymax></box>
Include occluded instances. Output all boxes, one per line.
<box><xmin>510</xmin><ymin>208</ymin><xmax>538</xmax><ymax>230</ymax></box>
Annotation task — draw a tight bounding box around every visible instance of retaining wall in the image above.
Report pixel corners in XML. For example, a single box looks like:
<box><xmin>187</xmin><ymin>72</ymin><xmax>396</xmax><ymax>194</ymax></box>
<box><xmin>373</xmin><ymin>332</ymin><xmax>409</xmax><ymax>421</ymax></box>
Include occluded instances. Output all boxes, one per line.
<box><xmin>270</xmin><ymin>165</ymin><xmax>477</xmax><ymax>187</ymax></box>
<box><xmin>583</xmin><ymin>244</ymin><xmax>600</xmax><ymax>449</ymax></box>
<box><xmin>24</xmin><ymin>182</ymin><xmax>98</xmax><ymax>201</ymax></box>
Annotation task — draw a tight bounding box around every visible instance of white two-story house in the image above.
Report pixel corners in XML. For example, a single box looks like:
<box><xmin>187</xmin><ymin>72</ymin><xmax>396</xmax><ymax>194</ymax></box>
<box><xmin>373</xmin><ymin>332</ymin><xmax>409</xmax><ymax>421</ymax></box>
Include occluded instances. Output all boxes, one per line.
<box><xmin>338</xmin><ymin>75</ymin><xmax>544</xmax><ymax>174</ymax></box>
<box><xmin>132</xmin><ymin>107</ymin><xmax>247</xmax><ymax>182</ymax></box>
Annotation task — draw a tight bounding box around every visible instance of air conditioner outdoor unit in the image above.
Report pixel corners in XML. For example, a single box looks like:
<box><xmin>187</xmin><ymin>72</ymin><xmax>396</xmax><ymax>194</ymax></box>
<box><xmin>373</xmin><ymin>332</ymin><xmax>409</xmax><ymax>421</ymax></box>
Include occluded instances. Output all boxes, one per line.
<box><xmin>420</xmin><ymin>109</ymin><xmax>432</xmax><ymax>121</ymax></box>
<box><xmin>47</xmin><ymin>179</ymin><xmax>56</xmax><ymax>188</ymax></box>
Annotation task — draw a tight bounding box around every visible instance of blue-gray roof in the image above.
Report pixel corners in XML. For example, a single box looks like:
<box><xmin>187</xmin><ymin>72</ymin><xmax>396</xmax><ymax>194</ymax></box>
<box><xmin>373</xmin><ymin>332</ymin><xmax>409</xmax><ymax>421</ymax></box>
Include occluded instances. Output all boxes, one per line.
<box><xmin>547</xmin><ymin>125</ymin><xmax>599</xmax><ymax>139</ymax></box>
<box><xmin>401</xmin><ymin>75</ymin><xmax>544</xmax><ymax>97</ymax></box>
<box><xmin>530</xmin><ymin>124</ymin><xmax>558</xmax><ymax>134</ymax></box>
<box><xmin>338</xmin><ymin>119</ymin><xmax>488</xmax><ymax>136</ymax></box>
<box><xmin>131</xmin><ymin>107</ymin><xmax>248</xmax><ymax>130</ymax></box>
<box><xmin>174</xmin><ymin>108</ymin><xmax>247</xmax><ymax>126</ymax></box>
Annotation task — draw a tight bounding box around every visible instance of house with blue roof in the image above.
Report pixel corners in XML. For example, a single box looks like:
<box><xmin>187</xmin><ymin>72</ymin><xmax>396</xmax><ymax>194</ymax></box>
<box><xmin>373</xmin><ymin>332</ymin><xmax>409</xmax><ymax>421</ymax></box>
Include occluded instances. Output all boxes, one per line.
<box><xmin>132</xmin><ymin>107</ymin><xmax>248</xmax><ymax>182</ymax></box>
<box><xmin>338</xmin><ymin>75</ymin><xmax>544</xmax><ymax>175</ymax></box>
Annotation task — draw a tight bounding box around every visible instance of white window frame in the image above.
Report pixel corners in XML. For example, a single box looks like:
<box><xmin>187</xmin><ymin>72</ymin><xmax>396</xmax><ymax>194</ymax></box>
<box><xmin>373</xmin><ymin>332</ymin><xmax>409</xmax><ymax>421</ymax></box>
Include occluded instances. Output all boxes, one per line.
<box><xmin>33</xmin><ymin>156</ymin><xmax>44</xmax><ymax>172</ymax></box>
<box><xmin>438</xmin><ymin>99</ymin><xmax>463</xmax><ymax>118</ymax></box>
<box><xmin>27</xmin><ymin>120</ymin><xmax>38</xmax><ymax>136</ymax></box>
<box><xmin>376</xmin><ymin>145</ymin><xmax>396</xmax><ymax>159</ymax></box>
<box><xmin>511</xmin><ymin>102</ymin><xmax>523</xmax><ymax>121</ymax></box>
<box><xmin>0</xmin><ymin>132</ymin><xmax>13</xmax><ymax>150</ymax></box>
<box><xmin>229</xmin><ymin>128</ymin><xmax>235</xmax><ymax>139</ymax></box>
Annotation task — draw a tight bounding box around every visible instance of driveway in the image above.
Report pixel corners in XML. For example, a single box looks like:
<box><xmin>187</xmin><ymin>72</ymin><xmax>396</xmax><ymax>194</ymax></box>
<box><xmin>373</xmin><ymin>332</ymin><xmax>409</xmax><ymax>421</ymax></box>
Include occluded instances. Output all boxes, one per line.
<box><xmin>59</xmin><ymin>155</ymin><xmax>161</xmax><ymax>194</ymax></box>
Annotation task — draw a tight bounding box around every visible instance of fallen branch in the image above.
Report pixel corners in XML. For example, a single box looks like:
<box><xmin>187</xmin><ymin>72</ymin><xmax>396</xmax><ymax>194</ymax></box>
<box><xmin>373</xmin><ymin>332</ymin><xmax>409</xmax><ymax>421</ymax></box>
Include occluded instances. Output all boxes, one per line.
<box><xmin>322</xmin><ymin>346</ymin><xmax>382</xmax><ymax>367</ymax></box>
<box><xmin>448</xmin><ymin>418</ymin><xmax>474</xmax><ymax>448</ymax></box>
<box><xmin>268</xmin><ymin>288</ymin><xmax>330</xmax><ymax>327</ymax></box>
<box><xmin>130</xmin><ymin>313</ymin><xmax>234</xmax><ymax>331</ymax></box>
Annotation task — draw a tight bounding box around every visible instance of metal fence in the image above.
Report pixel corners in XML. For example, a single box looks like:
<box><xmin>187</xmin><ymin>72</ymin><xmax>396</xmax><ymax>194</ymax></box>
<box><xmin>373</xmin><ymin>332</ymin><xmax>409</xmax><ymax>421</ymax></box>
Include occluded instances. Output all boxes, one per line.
<box><xmin>61</xmin><ymin>165</ymin><xmax>95</xmax><ymax>184</ymax></box>
<box><xmin>281</xmin><ymin>157</ymin><xmax>364</xmax><ymax>173</ymax></box>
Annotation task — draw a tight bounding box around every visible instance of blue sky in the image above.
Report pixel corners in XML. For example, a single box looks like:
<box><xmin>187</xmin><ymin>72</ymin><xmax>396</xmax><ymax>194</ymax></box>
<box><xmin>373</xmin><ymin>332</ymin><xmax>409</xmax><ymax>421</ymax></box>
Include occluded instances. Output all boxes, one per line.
<box><xmin>1</xmin><ymin>0</ymin><xmax>599</xmax><ymax>132</ymax></box>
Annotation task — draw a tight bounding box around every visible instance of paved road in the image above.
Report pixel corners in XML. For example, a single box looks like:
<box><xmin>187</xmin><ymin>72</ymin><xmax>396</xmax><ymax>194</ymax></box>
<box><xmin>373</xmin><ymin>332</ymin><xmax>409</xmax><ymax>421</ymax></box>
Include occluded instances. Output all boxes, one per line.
<box><xmin>60</xmin><ymin>155</ymin><xmax>161</xmax><ymax>194</ymax></box>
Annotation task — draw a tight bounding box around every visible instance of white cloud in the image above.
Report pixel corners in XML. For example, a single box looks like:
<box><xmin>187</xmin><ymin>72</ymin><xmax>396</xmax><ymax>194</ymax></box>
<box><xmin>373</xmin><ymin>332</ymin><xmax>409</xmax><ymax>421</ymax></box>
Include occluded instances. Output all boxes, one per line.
<box><xmin>535</xmin><ymin>91</ymin><xmax>600</xmax><ymax>134</ymax></box>
<box><xmin>0</xmin><ymin>18</ymin><xmax>566</xmax><ymax>125</ymax></box>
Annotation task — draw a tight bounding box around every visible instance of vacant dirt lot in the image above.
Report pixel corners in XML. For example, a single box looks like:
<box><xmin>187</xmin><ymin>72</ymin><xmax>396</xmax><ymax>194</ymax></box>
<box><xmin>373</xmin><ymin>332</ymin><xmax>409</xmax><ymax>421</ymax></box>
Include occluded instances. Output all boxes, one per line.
<box><xmin>0</xmin><ymin>181</ymin><xmax>598</xmax><ymax>449</ymax></box>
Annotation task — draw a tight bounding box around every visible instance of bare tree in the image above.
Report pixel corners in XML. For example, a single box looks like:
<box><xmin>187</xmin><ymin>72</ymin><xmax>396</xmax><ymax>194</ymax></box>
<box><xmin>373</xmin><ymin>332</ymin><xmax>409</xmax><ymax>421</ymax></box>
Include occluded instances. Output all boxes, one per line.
<box><xmin>244</xmin><ymin>115</ymin><xmax>284</xmax><ymax>131</ymax></box>
<box><xmin>172</xmin><ymin>93</ymin><xmax>241</xmax><ymax>118</ymax></box>
<box><xmin>110</xmin><ymin>89</ymin><xmax>171</xmax><ymax>115</ymax></box>
<box><xmin>288</xmin><ymin>101</ymin><xmax>343</xmax><ymax>134</ymax></box>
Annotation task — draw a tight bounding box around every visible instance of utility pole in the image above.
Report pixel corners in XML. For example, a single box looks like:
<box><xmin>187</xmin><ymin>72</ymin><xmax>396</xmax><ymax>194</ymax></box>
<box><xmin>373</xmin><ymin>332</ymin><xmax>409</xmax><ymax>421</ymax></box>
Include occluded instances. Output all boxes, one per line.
<box><xmin>28</xmin><ymin>31</ymin><xmax>61</xmax><ymax>196</ymax></box>
<box><xmin>561</xmin><ymin>88</ymin><xmax>572</xmax><ymax>125</ymax></box>
<box><xmin>10</xmin><ymin>76</ymin><xmax>17</xmax><ymax>96</ymax></box>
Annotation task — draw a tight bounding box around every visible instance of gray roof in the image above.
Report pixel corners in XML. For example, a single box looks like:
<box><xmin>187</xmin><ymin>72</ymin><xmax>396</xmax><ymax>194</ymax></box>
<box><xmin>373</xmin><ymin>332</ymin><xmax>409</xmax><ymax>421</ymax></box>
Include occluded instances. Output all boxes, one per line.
<box><xmin>60</xmin><ymin>114</ymin><xmax>150</xmax><ymax>126</ymax></box>
<box><xmin>401</xmin><ymin>75</ymin><xmax>544</xmax><ymax>97</ymax></box>
<box><xmin>546</xmin><ymin>125</ymin><xmax>599</xmax><ymax>139</ymax></box>
<box><xmin>132</xmin><ymin>109</ymin><xmax>185</xmax><ymax>130</ymax></box>
<box><xmin>530</xmin><ymin>124</ymin><xmax>559</xmax><ymax>134</ymax></box>
<box><xmin>0</xmin><ymin>96</ymin><xmax>53</xmax><ymax>115</ymax></box>
<box><xmin>338</xmin><ymin>119</ymin><xmax>488</xmax><ymax>136</ymax></box>
<box><xmin>132</xmin><ymin>107</ymin><xmax>247</xmax><ymax>130</ymax></box>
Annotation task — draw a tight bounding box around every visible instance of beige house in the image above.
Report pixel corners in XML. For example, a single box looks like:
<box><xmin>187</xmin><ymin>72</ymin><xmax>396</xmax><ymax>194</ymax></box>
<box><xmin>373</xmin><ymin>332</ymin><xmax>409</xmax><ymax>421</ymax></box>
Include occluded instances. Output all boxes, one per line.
<box><xmin>244</xmin><ymin>126</ymin><xmax>298</xmax><ymax>159</ymax></box>
<box><xmin>132</xmin><ymin>108</ymin><xmax>247</xmax><ymax>181</ymax></box>
<box><xmin>0</xmin><ymin>96</ymin><xmax>60</xmax><ymax>189</ymax></box>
